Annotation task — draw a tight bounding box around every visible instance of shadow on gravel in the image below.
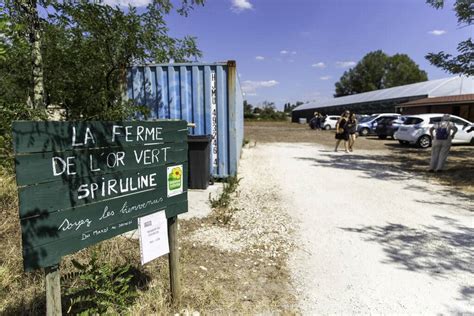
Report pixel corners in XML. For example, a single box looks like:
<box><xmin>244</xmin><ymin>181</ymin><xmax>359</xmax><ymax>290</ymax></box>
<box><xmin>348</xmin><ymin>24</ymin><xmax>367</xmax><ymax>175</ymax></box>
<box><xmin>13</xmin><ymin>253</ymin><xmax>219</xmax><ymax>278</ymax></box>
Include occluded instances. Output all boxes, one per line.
<box><xmin>297</xmin><ymin>152</ymin><xmax>473</xmax><ymax>202</ymax></box>
<box><xmin>458</xmin><ymin>285</ymin><xmax>474</xmax><ymax>302</ymax></box>
<box><xmin>339</xmin><ymin>216</ymin><xmax>474</xmax><ymax>279</ymax></box>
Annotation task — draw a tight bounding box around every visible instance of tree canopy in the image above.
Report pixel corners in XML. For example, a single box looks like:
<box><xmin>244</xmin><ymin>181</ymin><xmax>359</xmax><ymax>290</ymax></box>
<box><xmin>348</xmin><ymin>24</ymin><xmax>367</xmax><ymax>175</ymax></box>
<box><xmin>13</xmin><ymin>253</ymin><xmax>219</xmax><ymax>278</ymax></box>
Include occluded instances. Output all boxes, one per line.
<box><xmin>334</xmin><ymin>50</ymin><xmax>428</xmax><ymax>97</ymax></box>
<box><xmin>1</xmin><ymin>0</ymin><xmax>204</xmax><ymax>119</ymax></box>
<box><xmin>425</xmin><ymin>0</ymin><xmax>473</xmax><ymax>76</ymax></box>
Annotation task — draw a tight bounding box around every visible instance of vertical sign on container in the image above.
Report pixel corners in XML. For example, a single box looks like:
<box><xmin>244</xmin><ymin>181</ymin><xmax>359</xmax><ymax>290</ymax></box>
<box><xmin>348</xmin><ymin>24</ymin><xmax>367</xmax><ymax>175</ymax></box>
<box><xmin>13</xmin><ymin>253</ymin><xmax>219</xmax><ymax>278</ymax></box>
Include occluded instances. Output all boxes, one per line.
<box><xmin>210</xmin><ymin>71</ymin><xmax>218</xmax><ymax>172</ymax></box>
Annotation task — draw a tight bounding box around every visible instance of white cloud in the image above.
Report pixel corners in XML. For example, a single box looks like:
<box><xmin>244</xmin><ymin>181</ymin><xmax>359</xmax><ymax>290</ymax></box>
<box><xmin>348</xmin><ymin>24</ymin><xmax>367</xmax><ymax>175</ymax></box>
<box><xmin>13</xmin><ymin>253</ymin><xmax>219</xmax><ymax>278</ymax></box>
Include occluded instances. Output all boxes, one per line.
<box><xmin>241</xmin><ymin>80</ymin><xmax>279</xmax><ymax>94</ymax></box>
<box><xmin>103</xmin><ymin>0</ymin><xmax>151</xmax><ymax>6</ymax></box>
<box><xmin>312</xmin><ymin>62</ymin><xmax>326</xmax><ymax>68</ymax></box>
<box><xmin>336</xmin><ymin>61</ymin><xmax>356</xmax><ymax>68</ymax></box>
<box><xmin>300</xmin><ymin>31</ymin><xmax>312</xmax><ymax>38</ymax></box>
<box><xmin>291</xmin><ymin>51</ymin><xmax>297</xmax><ymax>55</ymax></box>
<box><xmin>231</xmin><ymin>0</ymin><xmax>253</xmax><ymax>13</ymax></box>
<box><xmin>255</xmin><ymin>56</ymin><xmax>265</xmax><ymax>61</ymax></box>
<box><xmin>280</xmin><ymin>50</ymin><xmax>289</xmax><ymax>55</ymax></box>
<box><xmin>429</xmin><ymin>29</ymin><xmax>447</xmax><ymax>36</ymax></box>
<box><xmin>320</xmin><ymin>76</ymin><xmax>331</xmax><ymax>80</ymax></box>
<box><xmin>244</xmin><ymin>92</ymin><xmax>257</xmax><ymax>97</ymax></box>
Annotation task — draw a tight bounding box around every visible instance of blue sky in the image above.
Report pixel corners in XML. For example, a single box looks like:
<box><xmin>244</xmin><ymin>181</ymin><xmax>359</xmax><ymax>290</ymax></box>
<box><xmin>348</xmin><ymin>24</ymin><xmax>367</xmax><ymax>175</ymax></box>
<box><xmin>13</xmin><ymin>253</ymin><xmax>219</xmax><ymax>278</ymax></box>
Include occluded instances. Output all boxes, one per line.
<box><xmin>115</xmin><ymin>0</ymin><xmax>472</xmax><ymax>109</ymax></box>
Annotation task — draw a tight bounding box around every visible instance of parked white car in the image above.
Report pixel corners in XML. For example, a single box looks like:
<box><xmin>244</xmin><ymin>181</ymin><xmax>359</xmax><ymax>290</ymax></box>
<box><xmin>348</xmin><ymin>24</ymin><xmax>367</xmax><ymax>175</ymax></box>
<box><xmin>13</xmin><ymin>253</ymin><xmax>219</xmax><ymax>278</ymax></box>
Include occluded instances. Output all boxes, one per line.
<box><xmin>322</xmin><ymin>115</ymin><xmax>340</xmax><ymax>130</ymax></box>
<box><xmin>394</xmin><ymin>114</ymin><xmax>473</xmax><ymax>148</ymax></box>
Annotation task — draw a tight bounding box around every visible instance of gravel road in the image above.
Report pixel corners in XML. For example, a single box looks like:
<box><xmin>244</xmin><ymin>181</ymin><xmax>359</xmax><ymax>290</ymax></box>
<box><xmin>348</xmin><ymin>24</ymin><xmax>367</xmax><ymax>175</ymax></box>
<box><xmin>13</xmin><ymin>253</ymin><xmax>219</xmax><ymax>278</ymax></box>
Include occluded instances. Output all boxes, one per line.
<box><xmin>254</xmin><ymin>142</ymin><xmax>473</xmax><ymax>314</ymax></box>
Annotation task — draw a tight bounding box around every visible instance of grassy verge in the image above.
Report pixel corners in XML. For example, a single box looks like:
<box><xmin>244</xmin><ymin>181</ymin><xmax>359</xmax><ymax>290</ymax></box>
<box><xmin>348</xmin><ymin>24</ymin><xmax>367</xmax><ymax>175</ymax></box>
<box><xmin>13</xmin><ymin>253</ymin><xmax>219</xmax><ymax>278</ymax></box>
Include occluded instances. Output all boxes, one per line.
<box><xmin>209</xmin><ymin>176</ymin><xmax>241</xmax><ymax>225</ymax></box>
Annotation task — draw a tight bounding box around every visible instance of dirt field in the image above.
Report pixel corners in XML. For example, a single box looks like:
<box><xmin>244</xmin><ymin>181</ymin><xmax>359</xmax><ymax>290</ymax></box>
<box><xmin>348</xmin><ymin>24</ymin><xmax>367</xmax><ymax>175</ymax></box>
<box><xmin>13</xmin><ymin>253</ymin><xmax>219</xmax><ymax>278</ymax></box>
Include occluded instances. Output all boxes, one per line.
<box><xmin>245</xmin><ymin>121</ymin><xmax>474</xmax><ymax>196</ymax></box>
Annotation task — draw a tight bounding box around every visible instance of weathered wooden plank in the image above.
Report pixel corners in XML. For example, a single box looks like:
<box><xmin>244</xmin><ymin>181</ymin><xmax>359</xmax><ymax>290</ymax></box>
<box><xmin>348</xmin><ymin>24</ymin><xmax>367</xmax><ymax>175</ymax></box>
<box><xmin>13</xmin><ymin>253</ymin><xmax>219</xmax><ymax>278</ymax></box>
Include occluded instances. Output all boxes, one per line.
<box><xmin>45</xmin><ymin>265</ymin><xmax>62</xmax><ymax>316</ymax></box>
<box><xmin>15</xmin><ymin>142</ymin><xmax>187</xmax><ymax>186</ymax></box>
<box><xmin>21</xmin><ymin>191</ymin><xmax>187</xmax><ymax>249</ymax></box>
<box><xmin>168</xmin><ymin>216</ymin><xmax>181</xmax><ymax>303</ymax></box>
<box><xmin>19</xmin><ymin>162</ymin><xmax>188</xmax><ymax>218</ymax></box>
<box><xmin>13</xmin><ymin>120</ymin><xmax>188</xmax><ymax>154</ymax></box>
<box><xmin>23</xmin><ymin>202</ymin><xmax>187</xmax><ymax>271</ymax></box>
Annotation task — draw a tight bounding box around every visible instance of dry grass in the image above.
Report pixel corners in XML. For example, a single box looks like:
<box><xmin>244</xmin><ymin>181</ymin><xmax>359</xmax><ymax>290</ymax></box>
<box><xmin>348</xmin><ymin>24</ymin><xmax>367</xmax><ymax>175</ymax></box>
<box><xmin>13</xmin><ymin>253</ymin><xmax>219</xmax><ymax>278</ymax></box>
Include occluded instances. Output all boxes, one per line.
<box><xmin>0</xmin><ymin>166</ymin><xmax>297</xmax><ymax>314</ymax></box>
<box><xmin>245</xmin><ymin>120</ymin><xmax>474</xmax><ymax>197</ymax></box>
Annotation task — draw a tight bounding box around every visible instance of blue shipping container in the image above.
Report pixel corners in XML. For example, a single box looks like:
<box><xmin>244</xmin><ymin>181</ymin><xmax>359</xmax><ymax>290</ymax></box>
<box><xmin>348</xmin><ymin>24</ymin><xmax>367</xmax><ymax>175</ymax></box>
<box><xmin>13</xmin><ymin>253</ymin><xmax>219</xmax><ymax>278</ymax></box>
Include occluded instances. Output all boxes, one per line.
<box><xmin>127</xmin><ymin>61</ymin><xmax>244</xmax><ymax>178</ymax></box>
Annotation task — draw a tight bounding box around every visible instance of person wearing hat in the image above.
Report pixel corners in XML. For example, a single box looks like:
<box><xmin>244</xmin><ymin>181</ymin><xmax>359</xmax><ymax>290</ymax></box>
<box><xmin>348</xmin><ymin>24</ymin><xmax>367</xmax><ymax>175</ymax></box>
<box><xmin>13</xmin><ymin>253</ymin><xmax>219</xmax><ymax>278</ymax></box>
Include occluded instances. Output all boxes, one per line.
<box><xmin>429</xmin><ymin>114</ymin><xmax>457</xmax><ymax>172</ymax></box>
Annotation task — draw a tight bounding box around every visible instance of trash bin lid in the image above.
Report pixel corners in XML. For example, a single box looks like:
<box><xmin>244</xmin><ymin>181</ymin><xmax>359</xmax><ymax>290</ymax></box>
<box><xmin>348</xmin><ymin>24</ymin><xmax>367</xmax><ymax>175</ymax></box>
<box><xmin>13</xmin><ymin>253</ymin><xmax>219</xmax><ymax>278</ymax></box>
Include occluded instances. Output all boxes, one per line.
<box><xmin>187</xmin><ymin>135</ymin><xmax>212</xmax><ymax>143</ymax></box>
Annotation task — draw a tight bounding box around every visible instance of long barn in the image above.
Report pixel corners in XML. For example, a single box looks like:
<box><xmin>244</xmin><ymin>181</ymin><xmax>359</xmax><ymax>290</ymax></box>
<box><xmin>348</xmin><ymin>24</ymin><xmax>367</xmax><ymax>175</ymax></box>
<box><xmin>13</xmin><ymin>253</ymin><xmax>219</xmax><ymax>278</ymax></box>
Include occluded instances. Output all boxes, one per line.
<box><xmin>292</xmin><ymin>76</ymin><xmax>474</xmax><ymax>122</ymax></box>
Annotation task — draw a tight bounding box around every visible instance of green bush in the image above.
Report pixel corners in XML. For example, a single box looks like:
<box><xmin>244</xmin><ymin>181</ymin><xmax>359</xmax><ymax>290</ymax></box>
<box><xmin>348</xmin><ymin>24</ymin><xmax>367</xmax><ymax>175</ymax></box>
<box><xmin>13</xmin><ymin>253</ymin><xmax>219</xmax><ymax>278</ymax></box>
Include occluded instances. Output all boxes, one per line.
<box><xmin>0</xmin><ymin>102</ymin><xmax>47</xmax><ymax>172</ymax></box>
<box><xmin>64</xmin><ymin>251</ymin><xmax>138</xmax><ymax>315</ymax></box>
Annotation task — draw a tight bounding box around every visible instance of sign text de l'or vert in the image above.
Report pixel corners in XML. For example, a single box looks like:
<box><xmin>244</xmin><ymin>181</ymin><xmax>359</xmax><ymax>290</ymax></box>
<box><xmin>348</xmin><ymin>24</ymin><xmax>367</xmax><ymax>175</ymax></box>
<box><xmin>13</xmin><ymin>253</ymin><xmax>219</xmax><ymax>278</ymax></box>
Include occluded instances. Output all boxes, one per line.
<box><xmin>52</xmin><ymin>125</ymin><xmax>172</xmax><ymax>201</ymax></box>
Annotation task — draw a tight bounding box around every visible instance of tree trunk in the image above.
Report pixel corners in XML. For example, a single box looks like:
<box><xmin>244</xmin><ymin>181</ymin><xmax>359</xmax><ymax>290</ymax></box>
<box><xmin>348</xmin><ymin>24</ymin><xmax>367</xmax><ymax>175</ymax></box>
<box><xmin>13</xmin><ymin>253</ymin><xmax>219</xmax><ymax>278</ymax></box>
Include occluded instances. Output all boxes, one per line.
<box><xmin>22</xmin><ymin>0</ymin><xmax>45</xmax><ymax>109</ymax></box>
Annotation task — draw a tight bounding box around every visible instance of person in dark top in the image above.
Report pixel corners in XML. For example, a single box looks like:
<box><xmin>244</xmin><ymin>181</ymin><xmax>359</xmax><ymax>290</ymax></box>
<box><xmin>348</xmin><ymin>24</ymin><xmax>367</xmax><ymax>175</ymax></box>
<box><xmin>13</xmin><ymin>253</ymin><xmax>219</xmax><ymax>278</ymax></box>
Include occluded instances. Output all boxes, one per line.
<box><xmin>320</xmin><ymin>114</ymin><xmax>327</xmax><ymax>127</ymax></box>
<box><xmin>346</xmin><ymin>112</ymin><xmax>358</xmax><ymax>152</ymax></box>
<box><xmin>334</xmin><ymin>110</ymin><xmax>350</xmax><ymax>152</ymax></box>
<box><xmin>315</xmin><ymin>113</ymin><xmax>322</xmax><ymax>130</ymax></box>
<box><xmin>309</xmin><ymin>112</ymin><xmax>319</xmax><ymax>130</ymax></box>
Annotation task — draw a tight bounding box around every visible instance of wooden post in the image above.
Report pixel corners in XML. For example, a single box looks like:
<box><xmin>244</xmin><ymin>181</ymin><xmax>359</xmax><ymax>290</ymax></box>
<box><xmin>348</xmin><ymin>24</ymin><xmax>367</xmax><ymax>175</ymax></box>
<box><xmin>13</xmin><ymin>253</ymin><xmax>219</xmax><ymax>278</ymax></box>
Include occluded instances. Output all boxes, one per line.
<box><xmin>167</xmin><ymin>216</ymin><xmax>181</xmax><ymax>303</ymax></box>
<box><xmin>45</xmin><ymin>265</ymin><xmax>62</xmax><ymax>316</ymax></box>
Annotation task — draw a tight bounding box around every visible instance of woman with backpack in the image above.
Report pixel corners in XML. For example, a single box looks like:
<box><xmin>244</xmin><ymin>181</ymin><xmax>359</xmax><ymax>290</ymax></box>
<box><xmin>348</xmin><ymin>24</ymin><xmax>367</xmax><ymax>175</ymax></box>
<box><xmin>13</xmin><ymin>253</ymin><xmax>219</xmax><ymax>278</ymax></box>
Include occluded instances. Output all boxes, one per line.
<box><xmin>428</xmin><ymin>114</ymin><xmax>457</xmax><ymax>172</ymax></box>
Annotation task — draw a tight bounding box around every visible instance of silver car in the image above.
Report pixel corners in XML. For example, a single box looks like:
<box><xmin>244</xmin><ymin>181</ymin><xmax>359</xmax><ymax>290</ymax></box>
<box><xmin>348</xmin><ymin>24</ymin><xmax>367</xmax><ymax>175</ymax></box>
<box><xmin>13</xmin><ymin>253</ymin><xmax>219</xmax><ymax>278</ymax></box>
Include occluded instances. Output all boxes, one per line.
<box><xmin>357</xmin><ymin>113</ymin><xmax>401</xmax><ymax>136</ymax></box>
<box><xmin>394</xmin><ymin>113</ymin><xmax>473</xmax><ymax>148</ymax></box>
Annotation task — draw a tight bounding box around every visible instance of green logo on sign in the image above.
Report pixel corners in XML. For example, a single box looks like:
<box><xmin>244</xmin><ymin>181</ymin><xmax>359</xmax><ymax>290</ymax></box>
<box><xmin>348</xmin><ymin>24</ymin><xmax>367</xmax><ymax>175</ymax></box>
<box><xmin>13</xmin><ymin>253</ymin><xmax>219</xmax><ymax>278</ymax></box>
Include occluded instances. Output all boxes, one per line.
<box><xmin>167</xmin><ymin>165</ymin><xmax>183</xmax><ymax>197</ymax></box>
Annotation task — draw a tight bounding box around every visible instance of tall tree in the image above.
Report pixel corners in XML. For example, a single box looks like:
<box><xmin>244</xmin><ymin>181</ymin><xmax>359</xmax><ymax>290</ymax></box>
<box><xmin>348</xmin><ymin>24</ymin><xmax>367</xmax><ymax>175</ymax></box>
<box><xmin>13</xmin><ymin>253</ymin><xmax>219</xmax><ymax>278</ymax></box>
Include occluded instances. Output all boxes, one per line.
<box><xmin>384</xmin><ymin>54</ymin><xmax>430</xmax><ymax>87</ymax></box>
<box><xmin>334</xmin><ymin>50</ymin><xmax>428</xmax><ymax>97</ymax></box>
<box><xmin>7</xmin><ymin>0</ymin><xmax>45</xmax><ymax>108</ymax></box>
<box><xmin>243</xmin><ymin>100</ymin><xmax>253</xmax><ymax>114</ymax></box>
<box><xmin>425</xmin><ymin>0</ymin><xmax>473</xmax><ymax>76</ymax></box>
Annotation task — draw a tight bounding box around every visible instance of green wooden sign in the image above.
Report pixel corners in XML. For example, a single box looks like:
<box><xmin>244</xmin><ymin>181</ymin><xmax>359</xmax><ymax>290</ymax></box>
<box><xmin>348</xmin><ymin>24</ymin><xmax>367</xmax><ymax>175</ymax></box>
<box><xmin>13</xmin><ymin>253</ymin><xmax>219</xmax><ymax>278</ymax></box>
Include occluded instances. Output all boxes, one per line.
<box><xmin>13</xmin><ymin>121</ymin><xmax>189</xmax><ymax>271</ymax></box>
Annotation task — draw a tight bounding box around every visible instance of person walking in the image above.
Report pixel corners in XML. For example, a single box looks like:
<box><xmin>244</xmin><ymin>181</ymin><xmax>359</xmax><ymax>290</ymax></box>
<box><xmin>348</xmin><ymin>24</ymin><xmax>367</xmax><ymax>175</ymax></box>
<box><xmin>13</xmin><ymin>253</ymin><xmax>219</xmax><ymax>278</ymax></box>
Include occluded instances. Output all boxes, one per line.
<box><xmin>334</xmin><ymin>110</ymin><xmax>350</xmax><ymax>152</ymax></box>
<box><xmin>347</xmin><ymin>112</ymin><xmax>358</xmax><ymax>152</ymax></box>
<box><xmin>429</xmin><ymin>114</ymin><xmax>457</xmax><ymax>172</ymax></box>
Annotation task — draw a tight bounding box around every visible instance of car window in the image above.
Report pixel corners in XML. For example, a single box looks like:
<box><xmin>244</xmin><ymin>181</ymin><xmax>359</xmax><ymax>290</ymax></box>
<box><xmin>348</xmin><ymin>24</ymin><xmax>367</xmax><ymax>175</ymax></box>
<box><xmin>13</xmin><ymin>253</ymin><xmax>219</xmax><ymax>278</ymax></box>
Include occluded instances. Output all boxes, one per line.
<box><xmin>381</xmin><ymin>117</ymin><xmax>395</xmax><ymax>123</ymax></box>
<box><xmin>330</xmin><ymin>117</ymin><xmax>338</xmax><ymax>120</ymax></box>
<box><xmin>404</xmin><ymin>117</ymin><xmax>423</xmax><ymax>125</ymax></box>
<box><xmin>450</xmin><ymin>118</ymin><xmax>467</xmax><ymax>125</ymax></box>
<box><xmin>360</xmin><ymin>116</ymin><xmax>376</xmax><ymax>123</ymax></box>
<box><xmin>429</xmin><ymin>117</ymin><xmax>442</xmax><ymax>124</ymax></box>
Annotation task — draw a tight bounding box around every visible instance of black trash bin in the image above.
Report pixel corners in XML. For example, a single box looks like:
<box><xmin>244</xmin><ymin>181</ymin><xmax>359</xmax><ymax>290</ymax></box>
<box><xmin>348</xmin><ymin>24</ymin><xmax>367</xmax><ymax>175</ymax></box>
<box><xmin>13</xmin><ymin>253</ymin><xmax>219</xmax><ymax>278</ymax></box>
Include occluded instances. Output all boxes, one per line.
<box><xmin>187</xmin><ymin>135</ymin><xmax>211</xmax><ymax>189</ymax></box>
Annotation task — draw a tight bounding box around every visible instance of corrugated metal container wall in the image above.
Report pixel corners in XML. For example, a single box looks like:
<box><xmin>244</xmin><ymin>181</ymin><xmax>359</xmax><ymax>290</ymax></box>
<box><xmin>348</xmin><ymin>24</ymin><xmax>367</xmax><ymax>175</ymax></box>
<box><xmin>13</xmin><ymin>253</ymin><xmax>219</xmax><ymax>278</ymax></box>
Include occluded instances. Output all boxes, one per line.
<box><xmin>127</xmin><ymin>61</ymin><xmax>244</xmax><ymax>178</ymax></box>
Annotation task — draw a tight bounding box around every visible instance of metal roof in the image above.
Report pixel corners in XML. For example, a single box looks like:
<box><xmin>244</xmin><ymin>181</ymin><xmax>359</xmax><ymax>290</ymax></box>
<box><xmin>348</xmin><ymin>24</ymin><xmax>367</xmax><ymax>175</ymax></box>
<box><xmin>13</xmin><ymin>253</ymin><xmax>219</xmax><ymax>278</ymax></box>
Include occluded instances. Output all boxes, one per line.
<box><xmin>293</xmin><ymin>76</ymin><xmax>474</xmax><ymax>112</ymax></box>
<box><xmin>397</xmin><ymin>93</ymin><xmax>474</xmax><ymax>107</ymax></box>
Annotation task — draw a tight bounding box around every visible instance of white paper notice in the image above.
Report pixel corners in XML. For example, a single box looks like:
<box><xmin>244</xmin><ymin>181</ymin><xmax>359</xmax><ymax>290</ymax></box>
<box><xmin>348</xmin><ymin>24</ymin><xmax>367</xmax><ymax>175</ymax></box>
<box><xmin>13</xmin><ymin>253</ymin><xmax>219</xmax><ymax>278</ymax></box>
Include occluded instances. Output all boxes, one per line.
<box><xmin>138</xmin><ymin>211</ymin><xmax>169</xmax><ymax>265</ymax></box>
